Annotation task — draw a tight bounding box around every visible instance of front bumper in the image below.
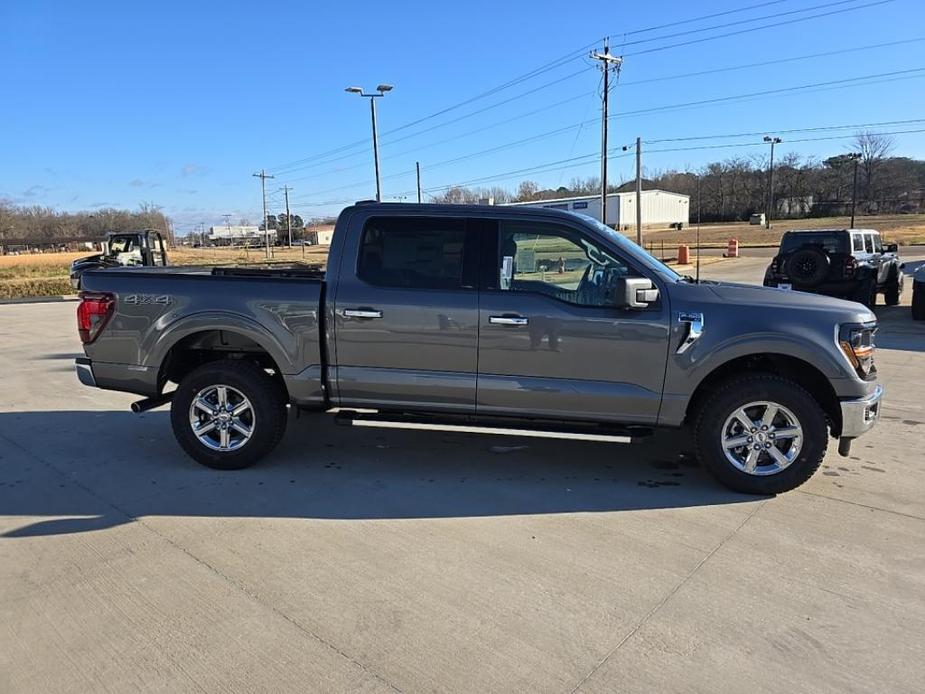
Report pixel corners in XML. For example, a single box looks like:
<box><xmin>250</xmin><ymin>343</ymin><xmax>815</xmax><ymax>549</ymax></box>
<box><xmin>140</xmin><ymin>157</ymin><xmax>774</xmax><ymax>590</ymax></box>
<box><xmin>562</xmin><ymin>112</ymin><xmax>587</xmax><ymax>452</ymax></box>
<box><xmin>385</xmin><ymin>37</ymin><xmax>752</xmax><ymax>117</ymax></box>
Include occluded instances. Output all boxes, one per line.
<box><xmin>75</xmin><ymin>357</ymin><xmax>96</xmax><ymax>387</ymax></box>
<box><xmin>840</xmin><ymin>384</ymin><xmax>883</xmax><ymax>438</ymax></box>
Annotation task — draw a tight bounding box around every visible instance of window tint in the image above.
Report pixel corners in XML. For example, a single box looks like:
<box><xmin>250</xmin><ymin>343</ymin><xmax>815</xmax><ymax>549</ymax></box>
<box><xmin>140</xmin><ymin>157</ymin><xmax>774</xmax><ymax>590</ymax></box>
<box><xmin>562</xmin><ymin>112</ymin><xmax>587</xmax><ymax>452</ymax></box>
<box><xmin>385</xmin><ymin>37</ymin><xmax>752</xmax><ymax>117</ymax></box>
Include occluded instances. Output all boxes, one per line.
<box><xmin>358</xmin><ymin>217</ymin><xmax>468</xmax><ymax>290</ymax></box>
<box><xmin>871</xmin><ymin>234</ymin><xmax>883</xmax><ymax>252</ymax></box>
<box><xmin>780</xmin><ymin>232</ymin><xmax>848</xmax><ymax>254</ymax></box>
<box><xmin>851</xmin><ymin>234</ymin><xmax>865</xmax><ymax>252</ymax></box>
<box><xmin>864</xmin><ymin>234</ymin><xmax>874</xmax><ymax>253</ymax></box>
<box><xmin>498</xmin><ymin>221</ymin><xmax>633</xmax><ymax>307</ymax></box>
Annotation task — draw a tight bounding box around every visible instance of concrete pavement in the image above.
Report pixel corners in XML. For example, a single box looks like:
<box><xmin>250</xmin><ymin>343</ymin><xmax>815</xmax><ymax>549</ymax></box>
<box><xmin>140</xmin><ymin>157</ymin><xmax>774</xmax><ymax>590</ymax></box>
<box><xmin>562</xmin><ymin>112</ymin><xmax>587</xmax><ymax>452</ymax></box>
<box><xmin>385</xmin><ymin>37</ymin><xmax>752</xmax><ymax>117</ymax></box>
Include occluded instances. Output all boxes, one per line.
<box><xmin>1</xmin><ymin>261</ymin><xmax>924</xmax><ymax>693</ymax></box>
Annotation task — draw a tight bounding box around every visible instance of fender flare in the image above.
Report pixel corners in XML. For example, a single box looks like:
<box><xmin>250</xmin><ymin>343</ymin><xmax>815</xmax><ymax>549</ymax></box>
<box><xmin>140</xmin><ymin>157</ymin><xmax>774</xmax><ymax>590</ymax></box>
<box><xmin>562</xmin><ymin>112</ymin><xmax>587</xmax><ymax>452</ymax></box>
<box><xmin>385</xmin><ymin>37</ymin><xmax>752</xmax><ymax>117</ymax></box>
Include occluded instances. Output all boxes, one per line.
<box><xmin>143</xmin><ymin>311</ymin><xmax>295</xmax><ymax>375</ymax></box>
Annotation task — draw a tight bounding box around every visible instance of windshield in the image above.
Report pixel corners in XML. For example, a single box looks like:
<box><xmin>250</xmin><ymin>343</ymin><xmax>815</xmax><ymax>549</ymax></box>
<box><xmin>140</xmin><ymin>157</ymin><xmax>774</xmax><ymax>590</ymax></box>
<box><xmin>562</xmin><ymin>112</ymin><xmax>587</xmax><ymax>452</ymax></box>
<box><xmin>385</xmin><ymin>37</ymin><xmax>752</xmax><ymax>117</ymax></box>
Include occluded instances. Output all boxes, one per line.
<box><xmin>581</xmin><ymin>215</ymin><xmax>683</xmax><ymax>281</ymax></box>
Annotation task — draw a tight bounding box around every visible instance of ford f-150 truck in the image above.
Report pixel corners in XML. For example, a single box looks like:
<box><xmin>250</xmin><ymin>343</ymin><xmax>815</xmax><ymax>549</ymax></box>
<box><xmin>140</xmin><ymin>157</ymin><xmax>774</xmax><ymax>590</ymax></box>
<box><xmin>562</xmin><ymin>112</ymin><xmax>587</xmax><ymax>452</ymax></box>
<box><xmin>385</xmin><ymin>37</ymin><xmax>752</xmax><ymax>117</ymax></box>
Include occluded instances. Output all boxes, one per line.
<box><xmin>75</xmin><ymin>202</ymin><xmax>883</xmax><ymax>494</ymax></box>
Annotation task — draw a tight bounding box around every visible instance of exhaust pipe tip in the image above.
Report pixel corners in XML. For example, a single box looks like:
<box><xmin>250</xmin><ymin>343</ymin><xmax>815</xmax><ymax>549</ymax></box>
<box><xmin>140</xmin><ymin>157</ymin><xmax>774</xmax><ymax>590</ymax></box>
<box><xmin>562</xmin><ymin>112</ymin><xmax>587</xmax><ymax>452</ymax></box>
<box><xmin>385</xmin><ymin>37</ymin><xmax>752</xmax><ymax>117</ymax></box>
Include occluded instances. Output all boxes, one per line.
<box><xmin>130</xmin><ymin>391</ymin><xmax>174</xmax><ymax>414</ymax></box>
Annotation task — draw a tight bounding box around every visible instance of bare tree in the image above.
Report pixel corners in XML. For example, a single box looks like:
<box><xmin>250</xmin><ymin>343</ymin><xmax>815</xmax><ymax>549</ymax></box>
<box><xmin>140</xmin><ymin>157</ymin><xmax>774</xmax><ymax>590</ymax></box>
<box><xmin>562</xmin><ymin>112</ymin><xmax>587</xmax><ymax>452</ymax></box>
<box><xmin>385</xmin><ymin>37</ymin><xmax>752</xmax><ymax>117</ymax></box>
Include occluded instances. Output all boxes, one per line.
<box><xmin>854</xmin><ymin>130</ymin><xmax>895</xmax><ymax>211</ymax></box>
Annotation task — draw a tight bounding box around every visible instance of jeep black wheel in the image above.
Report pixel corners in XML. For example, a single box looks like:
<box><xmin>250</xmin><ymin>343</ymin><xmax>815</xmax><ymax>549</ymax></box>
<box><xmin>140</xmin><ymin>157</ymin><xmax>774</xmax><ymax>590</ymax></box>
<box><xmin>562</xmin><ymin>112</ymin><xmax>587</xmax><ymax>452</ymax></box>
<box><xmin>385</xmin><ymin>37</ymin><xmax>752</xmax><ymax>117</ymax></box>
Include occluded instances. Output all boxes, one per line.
<box><xmin>783</xmin><ymin>247</ymin><xmax>829</xmax><ymax>288</ymax></box>
<box><xmin>694</xmin><ymin>374</ymin><xmax>828</xmax><ymax>495</ymax></box>
<box><xmin>853</xmin><ymin>276</ymin><xmax>877</xmax><ymax>309</ymax></box>
<box><xmin>913</xmin><ymin>282</ymin><xmax>925</xmax><ymax>320</ymax></box>
<box><xmin>171</xmin><ymin>359</ymin><xmax>288</xmax><ymax>470</ymax></box>
<box><xmin>884</xmin><ymin>270</ymin><xmax>903</xmax><ymax>306</ymax></box>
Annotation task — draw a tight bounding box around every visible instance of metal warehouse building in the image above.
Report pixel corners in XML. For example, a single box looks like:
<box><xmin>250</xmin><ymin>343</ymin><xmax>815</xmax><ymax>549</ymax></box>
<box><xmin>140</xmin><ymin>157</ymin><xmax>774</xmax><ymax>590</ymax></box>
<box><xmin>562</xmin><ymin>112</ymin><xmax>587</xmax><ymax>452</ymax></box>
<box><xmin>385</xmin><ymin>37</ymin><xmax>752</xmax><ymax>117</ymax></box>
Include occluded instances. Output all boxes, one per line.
<box><xmin>504</xmin><ymin>190</ymin><xmax>690</xmax><ymax>228</ymax></box>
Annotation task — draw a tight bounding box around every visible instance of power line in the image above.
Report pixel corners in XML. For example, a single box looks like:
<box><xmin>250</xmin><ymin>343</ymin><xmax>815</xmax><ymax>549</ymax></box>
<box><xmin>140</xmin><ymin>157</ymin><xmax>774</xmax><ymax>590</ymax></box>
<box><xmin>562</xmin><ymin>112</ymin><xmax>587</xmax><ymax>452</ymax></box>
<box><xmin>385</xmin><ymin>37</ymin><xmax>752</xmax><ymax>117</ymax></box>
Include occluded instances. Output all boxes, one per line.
<box><xmin>278</xmin><ymin>36</ymin><xmax>920</xmax><ymax>184</ymax></box>
<box><xmin>291</xmin><ymin>69</ymin><xmax>925</xmax><ymax>201</ymax></box>
<box><xmin>615</xmin><ymin>0</ymin><xmax>867</xmax><ymax>51</ymax></box>
<box><xmin>415</xmin><ymin>127</ymin><xmax>925</xmax><ymax>197</ymax></box>
<box><xmin>642</xmin><ymin>118</ymin><xmax>925</xmax><ymax>145</ymax></box>
<box><xmin>623</xmin><ymin>0</ymin><xmax>896</xmax><ymax>57</ymax></box>
<box><xmin>267</xmin><ymin>0</ymin><xmax>881</xmax><ymax>175</ymax></box>
<box><xmin>619</xmin><ymin>37</ymin><xmax>925</xmax><ymax>87</ymax></box>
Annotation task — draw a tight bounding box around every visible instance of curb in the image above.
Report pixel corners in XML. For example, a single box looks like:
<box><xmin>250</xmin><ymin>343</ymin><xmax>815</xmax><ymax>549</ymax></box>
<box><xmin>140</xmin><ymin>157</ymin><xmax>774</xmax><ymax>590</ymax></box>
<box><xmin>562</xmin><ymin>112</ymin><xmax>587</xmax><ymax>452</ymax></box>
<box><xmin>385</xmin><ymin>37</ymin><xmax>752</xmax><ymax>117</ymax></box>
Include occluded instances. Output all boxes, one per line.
<box><xmin>0</xmin><ymin>295</ymin><xmax>78</xmax><ymax>305</ymax></box>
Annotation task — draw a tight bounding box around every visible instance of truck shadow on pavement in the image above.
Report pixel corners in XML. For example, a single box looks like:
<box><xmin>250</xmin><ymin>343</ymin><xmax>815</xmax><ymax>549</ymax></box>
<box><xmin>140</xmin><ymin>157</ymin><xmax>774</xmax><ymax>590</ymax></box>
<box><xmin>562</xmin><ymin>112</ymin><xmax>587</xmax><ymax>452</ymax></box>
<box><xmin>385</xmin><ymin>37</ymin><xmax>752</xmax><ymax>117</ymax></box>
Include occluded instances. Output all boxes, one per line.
<box><xmin>0</xmin><ymin>410</ymin><xmax>754</xmax><ymax>538</ymax></box>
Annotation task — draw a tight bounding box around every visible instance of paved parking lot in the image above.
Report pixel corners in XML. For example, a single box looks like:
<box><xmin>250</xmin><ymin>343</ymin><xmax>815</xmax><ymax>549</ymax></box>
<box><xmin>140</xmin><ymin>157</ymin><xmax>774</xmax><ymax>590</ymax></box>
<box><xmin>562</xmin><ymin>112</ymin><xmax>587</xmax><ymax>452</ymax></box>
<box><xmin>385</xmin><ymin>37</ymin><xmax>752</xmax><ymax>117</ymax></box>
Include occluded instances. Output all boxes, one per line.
<box><xmin>2</xmin><ymin>255</ymin><xmax>924</xmax><ymax>693</ymax></box>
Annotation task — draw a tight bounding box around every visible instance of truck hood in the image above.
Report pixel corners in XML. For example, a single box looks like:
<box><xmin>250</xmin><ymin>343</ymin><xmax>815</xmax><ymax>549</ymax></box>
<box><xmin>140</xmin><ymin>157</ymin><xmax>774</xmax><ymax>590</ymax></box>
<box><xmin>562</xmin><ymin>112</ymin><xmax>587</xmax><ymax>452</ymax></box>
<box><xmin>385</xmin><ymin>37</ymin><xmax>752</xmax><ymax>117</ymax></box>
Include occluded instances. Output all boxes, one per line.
<box><xmin>704</xmin><ymin>280</ymin><xmax>876</xmax><ymax>323</ymax></box>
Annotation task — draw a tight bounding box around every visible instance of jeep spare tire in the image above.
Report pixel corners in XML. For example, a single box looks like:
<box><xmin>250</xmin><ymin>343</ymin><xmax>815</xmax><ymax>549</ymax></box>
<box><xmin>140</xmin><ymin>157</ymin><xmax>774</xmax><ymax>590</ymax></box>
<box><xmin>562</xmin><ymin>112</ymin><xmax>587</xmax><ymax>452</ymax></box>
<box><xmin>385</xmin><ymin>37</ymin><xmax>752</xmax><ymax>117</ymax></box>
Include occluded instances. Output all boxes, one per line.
<box><xmin>784</xmin><ymin>247</ymin><xmax>830</xmax><ymax>287</ymax></box>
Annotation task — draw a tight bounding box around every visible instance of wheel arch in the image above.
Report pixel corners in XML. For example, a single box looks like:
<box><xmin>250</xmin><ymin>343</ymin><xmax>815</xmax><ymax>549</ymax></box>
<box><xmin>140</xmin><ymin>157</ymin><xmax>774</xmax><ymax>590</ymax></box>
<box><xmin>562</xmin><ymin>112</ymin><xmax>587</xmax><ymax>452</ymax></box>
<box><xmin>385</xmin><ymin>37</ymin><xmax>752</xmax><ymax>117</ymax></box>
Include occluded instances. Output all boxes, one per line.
<box><xmin>684</xmin><ymin>352</ymin><xmax>842</xmax><ymax>436</ymax></box>
<box><xmin>155</xmin><ymin>323</ymin><xmax>290</xmax><ymax>400</ymax></box>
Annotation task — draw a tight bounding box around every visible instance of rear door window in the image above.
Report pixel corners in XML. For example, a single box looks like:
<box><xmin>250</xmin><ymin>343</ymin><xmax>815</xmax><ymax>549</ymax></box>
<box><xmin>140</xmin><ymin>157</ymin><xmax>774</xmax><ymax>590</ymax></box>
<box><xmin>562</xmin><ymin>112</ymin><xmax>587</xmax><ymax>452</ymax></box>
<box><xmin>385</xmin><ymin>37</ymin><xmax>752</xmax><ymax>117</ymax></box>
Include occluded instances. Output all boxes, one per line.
<box><xmin>864</xmin><ymin>234</ymin><xmax>875</xmax><ymax>253</ymax></box>
<box><xmin>358</xmin><ymin>217</ymin><xmax>472</xmax><ymax>290</ymax></box>
<box><xmin>851</xmin><ymin>234</ymin><xmax>865</xmax><ymax>252</ymax></box>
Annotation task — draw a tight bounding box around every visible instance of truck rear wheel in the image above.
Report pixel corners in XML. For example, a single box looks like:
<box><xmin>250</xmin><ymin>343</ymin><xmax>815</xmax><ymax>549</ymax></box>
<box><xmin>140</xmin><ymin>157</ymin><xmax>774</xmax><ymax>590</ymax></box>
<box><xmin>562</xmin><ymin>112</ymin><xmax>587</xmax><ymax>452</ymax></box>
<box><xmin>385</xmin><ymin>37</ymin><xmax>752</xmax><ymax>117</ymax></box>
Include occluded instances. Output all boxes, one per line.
<box><xmin>693</xmin><ymin>374</ymin><xmax>827</xmax><ymax>495</ymax></box>
<box><xmin>170</xmin><ymin>360</ymin><xmax>287</xmax><ymax>470</ymax></box>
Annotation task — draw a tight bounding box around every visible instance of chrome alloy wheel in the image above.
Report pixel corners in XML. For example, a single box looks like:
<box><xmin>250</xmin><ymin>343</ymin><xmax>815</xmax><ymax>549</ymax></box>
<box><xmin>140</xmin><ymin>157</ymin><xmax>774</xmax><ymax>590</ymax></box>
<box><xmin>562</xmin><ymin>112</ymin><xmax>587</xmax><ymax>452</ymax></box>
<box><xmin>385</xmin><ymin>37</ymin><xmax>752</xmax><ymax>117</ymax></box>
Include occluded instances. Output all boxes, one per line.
<box><xmin>721</xmin><ymin>401</ymin><xmax>803</xmax><ymax>476</ymax></box>
<box><xmin>188</xmin><ymin>384</ymin><xmax>255</xmax><ymax>452</ymax></box>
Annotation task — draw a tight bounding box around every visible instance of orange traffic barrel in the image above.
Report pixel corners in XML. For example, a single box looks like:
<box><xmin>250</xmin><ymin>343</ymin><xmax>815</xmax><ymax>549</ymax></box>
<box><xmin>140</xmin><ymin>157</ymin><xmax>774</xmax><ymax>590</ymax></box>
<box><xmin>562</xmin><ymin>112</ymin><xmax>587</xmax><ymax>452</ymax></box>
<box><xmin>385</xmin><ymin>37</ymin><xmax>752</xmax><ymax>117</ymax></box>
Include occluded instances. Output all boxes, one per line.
<box><xmin>677</xmin><ymin>244</ymin><xmax>690</xmax><ymax>264</ymax></box>
<box><xmin>727</xmin><ymin>238</ymin><xmax>739</xmax><ymax>258</ymax></box>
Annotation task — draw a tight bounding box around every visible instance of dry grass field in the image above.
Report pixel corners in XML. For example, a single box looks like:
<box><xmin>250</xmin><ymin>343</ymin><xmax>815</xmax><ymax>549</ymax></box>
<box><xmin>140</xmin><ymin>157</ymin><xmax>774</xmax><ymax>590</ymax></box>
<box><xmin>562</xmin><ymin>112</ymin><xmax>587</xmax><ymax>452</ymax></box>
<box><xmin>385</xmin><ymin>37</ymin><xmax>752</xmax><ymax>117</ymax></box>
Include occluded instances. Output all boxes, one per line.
<box><xmin>639</xmin><ymin>213</ymin><xmax>925</xmax><ymax>248</ymax></box>
<box><xmin>2</xmin><ymin>213</ymin><xmax>923</xmax><ymax>299</ymax></box>
<box><xmin>0</xmin><ymin>245</ymin><xmax>329</xmax><ymax>299</ymax></box>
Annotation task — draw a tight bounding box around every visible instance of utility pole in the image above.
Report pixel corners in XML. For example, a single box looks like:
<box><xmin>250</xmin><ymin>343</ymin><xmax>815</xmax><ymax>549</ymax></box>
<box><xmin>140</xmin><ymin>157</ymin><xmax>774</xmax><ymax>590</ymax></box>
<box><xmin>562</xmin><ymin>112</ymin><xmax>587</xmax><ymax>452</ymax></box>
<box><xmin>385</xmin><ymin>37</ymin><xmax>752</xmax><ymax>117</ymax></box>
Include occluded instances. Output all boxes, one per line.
<box><xmin>281</xmin><ymin>185</ymin><xmax>293</xmax><ymax>247</ymax></box>
<box><xmin>253</xmin><ymin>169</ymin><xmax>275</xmax><ymax>259</ymax></box>
<box><xmin>590</xmin><ymin>41</ymin><xmax>622</xmax><ymax>227</ymax></box>
<box><xmin>763</xmin><ymin>135</ymin><xmax>781</xmax><ymax>230</ymax></box>
<box><xmin>847</xmin><ymin>152</ymin><xmax>861</xmax><ymax>228</ymax></box>
<box><xmin>222</xmin><ymin>214</ymin><xmax>231</xmax><ymax>249</ymax></box>
<box><xmin>696</xmin><ymin>175</ymin><xmax>702</xmax><ymax>283</ymax></box>
<box><xmin>416</xmin><ymin>161</ymin><xmax>423</xmax><ymax>203</ymax></box>
<box><xmin>635</xmin><ymin>136</ymin><xmax>642</xmax><ymax>246</ymax></box>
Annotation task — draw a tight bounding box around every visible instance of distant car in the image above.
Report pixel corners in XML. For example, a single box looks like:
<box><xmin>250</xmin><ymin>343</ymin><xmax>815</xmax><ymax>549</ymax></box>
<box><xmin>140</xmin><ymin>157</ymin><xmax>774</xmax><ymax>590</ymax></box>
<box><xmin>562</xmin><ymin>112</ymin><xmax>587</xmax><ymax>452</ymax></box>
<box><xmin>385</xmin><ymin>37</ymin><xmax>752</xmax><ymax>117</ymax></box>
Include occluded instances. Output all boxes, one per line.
<box><xmin>763</xmin><ymin>228</ymin><xmax>903</xmax><ymax>308</ymax></box>
<box><xmin>70</xmin><ymin>230</ymin><xmax>169</xmax><ymax>289</ymax></box>
<box><xmin>913</xmin><ymin>265</ymin><xmax>925</xmax><ymax>320</ymax></box>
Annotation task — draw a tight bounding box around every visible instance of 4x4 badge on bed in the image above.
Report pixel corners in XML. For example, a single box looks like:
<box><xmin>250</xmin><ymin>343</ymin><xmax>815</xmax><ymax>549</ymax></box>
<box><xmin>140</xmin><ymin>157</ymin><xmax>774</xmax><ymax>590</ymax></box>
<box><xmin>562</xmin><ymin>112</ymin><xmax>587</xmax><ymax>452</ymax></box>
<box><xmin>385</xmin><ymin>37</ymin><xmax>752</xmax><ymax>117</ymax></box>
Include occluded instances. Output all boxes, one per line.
<box><xmin>123</xmin><ymin>294</ymin><xmax>171</xmax><ymax>305</ymax></box>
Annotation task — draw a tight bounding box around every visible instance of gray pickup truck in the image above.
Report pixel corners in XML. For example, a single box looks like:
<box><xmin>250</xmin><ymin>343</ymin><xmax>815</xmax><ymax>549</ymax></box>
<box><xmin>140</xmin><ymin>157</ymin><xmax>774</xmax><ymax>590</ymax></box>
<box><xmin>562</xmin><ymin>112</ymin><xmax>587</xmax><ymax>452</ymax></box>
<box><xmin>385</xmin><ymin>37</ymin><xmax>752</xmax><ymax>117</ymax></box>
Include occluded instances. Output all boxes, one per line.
<box><xmin>75</xmin><ymin>202</ymin><xmax>883</xmax><ymax>494</ymax></box>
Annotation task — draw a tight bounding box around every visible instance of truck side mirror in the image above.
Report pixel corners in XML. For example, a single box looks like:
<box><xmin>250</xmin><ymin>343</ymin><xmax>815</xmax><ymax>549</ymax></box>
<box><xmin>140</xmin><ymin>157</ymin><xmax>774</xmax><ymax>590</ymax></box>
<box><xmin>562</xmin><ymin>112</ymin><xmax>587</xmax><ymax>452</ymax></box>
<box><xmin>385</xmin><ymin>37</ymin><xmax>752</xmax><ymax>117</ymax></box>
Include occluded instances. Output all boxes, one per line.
<box><xmin>616</xmin><ymin>277</ymin><xmax>659</xmax><ymax>309</ymax></box>
<box><xmin>885</xmin><ymin>243</ymin><xmax>898</xmax><ymax>253</ymax></box>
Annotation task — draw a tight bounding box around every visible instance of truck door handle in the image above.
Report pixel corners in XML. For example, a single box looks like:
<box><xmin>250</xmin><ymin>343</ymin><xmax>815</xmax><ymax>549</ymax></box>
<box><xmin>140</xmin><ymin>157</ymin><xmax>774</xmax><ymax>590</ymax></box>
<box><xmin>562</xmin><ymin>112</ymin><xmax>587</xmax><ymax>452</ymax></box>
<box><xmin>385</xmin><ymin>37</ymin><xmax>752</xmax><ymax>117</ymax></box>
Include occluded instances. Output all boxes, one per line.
<box><xmin>343</xmin><ymin>308</ymin><xmax>383</xmax><ymax>319</ymax></box>
<box><xmin>489</xmin><ymin>315</ymin><xmax>529</xmax><ymax>326</ymax></box>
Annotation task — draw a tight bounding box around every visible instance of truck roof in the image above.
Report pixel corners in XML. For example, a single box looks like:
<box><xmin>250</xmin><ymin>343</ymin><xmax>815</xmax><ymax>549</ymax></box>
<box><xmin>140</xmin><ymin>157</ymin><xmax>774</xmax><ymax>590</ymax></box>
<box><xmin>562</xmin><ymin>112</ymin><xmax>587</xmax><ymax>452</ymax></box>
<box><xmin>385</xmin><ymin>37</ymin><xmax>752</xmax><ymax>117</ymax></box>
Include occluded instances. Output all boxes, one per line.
<box><xmin>345</xmin><ymin>201</ymin><xmax>593</xmax><ymax>222</ymax></box>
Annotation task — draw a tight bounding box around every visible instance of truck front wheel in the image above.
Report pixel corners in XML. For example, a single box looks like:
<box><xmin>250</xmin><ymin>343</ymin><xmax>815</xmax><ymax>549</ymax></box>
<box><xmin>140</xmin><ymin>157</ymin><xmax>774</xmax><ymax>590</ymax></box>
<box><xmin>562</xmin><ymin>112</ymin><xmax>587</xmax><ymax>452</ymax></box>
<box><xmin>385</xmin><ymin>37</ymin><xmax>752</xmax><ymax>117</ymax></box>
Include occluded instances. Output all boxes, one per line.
<box><xmin>693</xmin><ymin>375</ymin><xmax>827</xmax><ymax>495</ymax></box>
<box><xmin>170</xmin><ymin>360</ymin><xmax>287</xmax><ymax>470</ymax></box>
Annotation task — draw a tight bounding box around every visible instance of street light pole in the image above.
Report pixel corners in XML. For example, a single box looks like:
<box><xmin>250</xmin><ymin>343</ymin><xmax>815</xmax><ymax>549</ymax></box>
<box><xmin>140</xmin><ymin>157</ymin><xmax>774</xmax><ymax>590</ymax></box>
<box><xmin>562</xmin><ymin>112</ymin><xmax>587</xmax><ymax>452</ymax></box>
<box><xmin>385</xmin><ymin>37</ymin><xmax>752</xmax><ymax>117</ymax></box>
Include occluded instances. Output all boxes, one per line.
<box><xmin>346</xmin><ymin>84</ymin><xmax>393</xmax><ymax>202</ymax></box>
<box><xmin>848</xmin><ymin>152</ymin><xmax>862</xmax><ymax>228</ymax></box>
<box><xmin>763</xmin><ymin>135</ymin><xmax>782</xmax><ymax>230</ymax></box>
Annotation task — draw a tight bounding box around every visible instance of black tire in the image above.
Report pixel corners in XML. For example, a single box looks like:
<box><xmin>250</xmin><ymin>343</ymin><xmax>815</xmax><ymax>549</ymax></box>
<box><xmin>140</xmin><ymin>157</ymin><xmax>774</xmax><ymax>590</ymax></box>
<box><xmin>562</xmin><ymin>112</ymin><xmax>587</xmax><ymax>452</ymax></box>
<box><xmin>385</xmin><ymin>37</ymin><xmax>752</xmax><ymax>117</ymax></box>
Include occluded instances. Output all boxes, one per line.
<box><xmin>884</xmin><ymin>268</ymin><xmax>903</xmax><ymax>306</ymax></box>
<box><xmin>913</xmin><ymin>282</ymin><xmax>925</xmax><ymax>320</ymax></box>
<box><xmin>853</xmin><ymin>275</ymin><xmax>877</xmax><ymax>309</ymax></box>
<box><xmin>170</xmin><ymin>359</ymin><xmax>288</xmax><ymax>470</ymax></box>
<box><xmin>783</xmin><ymin>247</ymin><xmax>829</xmax><ymax>288</ymax></box>
<box><xmin>693</xmin><ymin>374</ymin><xmax>828</xmax><ymax>495</ymax></box>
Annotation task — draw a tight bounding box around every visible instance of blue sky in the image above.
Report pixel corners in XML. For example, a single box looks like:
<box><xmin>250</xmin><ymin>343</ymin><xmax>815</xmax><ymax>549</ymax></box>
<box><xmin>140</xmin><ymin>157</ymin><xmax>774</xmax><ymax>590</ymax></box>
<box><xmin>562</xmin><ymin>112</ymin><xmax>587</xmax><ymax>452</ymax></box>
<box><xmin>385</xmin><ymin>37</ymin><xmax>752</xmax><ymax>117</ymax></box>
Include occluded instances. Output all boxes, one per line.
<box><xmin>2</xmin><ymin>0</ymin><xmax>923</xmax><ymax>233</ymax></box>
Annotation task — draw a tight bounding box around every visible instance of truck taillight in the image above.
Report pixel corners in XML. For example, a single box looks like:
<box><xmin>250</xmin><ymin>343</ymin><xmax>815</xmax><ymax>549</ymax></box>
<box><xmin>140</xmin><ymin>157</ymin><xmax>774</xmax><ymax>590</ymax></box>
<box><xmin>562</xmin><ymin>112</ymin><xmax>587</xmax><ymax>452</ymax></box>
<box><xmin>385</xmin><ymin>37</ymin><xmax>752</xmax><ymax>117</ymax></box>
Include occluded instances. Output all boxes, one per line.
<box><xmin>77</xmin><ymin>292</ymin><xmax>114</xmax><ymax>343</ymax></box>
<box><xmin>770</xmin><ymin>258</ymin><xmax>779</xmax><ymax>274</ymax></box>
<box><xmin>843</xmin><ymin>256</ymin><xmax>857</xmax><ymax>277</ymax></box>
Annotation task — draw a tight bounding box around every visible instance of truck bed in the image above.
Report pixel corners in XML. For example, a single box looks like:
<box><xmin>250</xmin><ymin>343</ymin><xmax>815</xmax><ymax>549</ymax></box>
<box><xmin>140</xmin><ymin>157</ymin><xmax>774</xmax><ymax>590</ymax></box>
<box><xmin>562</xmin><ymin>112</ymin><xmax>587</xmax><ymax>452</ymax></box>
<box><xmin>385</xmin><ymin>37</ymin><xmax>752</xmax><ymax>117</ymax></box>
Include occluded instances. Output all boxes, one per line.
<box><xmin>79</xmin><ymin>264</ymin><xmax>326</xmax><ymax>404</ymax></box>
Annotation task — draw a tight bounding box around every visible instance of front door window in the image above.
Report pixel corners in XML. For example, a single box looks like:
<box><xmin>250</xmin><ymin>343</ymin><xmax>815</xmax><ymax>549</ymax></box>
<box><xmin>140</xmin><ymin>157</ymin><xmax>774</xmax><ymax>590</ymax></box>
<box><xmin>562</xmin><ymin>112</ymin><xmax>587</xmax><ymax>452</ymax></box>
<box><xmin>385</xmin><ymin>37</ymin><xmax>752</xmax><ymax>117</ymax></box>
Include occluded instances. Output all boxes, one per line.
<box><xmin>498</xmin><ymin>222</ymin><xmax>633</xmax><ymax>308</ymax></box>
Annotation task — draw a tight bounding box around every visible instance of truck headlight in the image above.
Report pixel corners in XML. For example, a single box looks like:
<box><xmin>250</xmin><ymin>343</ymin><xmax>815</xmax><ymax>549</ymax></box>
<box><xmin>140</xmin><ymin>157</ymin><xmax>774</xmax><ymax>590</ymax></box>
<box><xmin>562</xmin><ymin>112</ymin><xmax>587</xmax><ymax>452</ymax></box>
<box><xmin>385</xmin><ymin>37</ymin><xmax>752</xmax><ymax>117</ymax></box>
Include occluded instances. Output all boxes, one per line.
<box><xmin>839</xmin><ymin>323</ymin><xmax>877</xmax><ymax>380</ymax></box>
